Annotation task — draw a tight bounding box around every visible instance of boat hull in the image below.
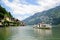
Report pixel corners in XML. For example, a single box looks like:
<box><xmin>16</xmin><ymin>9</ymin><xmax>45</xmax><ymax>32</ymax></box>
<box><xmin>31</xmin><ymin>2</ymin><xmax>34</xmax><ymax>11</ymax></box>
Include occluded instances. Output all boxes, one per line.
<box><xmin>33</xmin><ymin>26</ymin><xmax>51</xmax><ymax>29</ymax></box>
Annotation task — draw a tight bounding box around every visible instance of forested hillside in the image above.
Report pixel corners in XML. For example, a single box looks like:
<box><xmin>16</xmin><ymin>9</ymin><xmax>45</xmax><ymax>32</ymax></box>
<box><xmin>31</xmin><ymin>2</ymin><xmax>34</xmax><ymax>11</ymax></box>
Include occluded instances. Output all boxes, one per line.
<box><xmin>0</xmin><ymin>5</ymin><xmax>25</xmax><ymax>26</ymax></box>
<box><xmin>23</xmin><ymin>6</ymin><xmax>60</xmax><ymax>25</ymax></box>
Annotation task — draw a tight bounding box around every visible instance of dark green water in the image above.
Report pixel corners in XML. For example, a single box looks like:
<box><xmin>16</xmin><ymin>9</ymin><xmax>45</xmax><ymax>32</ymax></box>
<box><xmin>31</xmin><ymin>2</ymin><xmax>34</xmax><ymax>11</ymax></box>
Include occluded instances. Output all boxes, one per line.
<box><xmin>0</xmin><ymin>26</ymin><xmax>60</xmax><ymax>40</ymax></box>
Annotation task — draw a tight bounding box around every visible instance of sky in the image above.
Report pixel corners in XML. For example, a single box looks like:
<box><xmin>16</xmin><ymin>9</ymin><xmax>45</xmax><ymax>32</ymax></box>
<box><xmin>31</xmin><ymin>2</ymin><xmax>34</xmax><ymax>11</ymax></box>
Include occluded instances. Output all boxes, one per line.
<box><xmin>0</xmin><ymin>0</ymin><xmax>60</xmax><ymax>20</ymax></box>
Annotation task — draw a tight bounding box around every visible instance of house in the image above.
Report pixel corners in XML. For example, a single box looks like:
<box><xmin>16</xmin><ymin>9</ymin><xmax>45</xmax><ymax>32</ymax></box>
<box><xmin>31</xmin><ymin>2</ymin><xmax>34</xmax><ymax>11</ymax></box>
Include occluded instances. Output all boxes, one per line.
<box><xmin>4</xmin><ymin>16</ymin><xmax>12</xmax><ymax>22</ymax></box>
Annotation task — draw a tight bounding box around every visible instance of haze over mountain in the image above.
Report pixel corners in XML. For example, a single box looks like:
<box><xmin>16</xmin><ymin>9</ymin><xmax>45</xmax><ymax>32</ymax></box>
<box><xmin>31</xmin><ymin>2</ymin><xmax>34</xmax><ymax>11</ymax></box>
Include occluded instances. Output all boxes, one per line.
<box><xmin>23</xmin><ymin>6</ymin><xmax>60</xmax><ymax>25</ymax></box>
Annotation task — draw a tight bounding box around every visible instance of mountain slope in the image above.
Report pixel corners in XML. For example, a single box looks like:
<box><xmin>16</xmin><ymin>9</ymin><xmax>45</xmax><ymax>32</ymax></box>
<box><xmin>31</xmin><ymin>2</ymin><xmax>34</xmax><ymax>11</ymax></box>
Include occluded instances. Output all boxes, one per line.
<box><xmin>23</xmin><ymin>6</ymin><xmax>60</xmax><ymax>25</ymax></box>
<box><xmin>0</xmin><ymin>5</ymin><xmax>25</xmax><ymax>26</ymax></box>
<box><xmin>0</xmin><ymin>5</ymin><xmax>13</xmax><ymax>19</ymax></box>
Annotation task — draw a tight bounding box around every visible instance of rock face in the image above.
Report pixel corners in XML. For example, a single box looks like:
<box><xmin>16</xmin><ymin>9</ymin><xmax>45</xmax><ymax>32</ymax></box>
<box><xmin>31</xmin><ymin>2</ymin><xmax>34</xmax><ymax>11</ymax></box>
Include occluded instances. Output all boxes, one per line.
<box><xmin>23</xmin><ymin>6</ymin><xmax>60</xmax><ymax>25</ymax></box>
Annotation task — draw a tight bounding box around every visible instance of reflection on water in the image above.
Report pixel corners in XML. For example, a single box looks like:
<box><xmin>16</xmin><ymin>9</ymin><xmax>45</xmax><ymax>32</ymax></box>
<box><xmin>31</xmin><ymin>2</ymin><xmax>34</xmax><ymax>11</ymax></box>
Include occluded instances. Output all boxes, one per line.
<box><xmin>33</xmin><ymin>28</ymin><xmax>52</xmax><ymax>40</ymax></box>
<box><xmin>34</xmin><ymin>29</ymin><xmax>52</xmax><ymax>36</ymax></box>
<box><xmin>0</xmin><ymin>27</ymin><xmax>12</xmax><ymax>40</ymax></box>
<box><xmin>0</xmin><ymin>26</ymin><xmax>60</xmax><ymax>40</ymax></box>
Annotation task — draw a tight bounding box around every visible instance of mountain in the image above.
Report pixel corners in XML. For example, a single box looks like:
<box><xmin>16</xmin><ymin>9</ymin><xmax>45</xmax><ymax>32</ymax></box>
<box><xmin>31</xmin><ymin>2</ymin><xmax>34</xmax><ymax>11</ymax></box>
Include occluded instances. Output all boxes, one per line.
<box><xmin>0</xmin><ymin>5</ymin><xmax>25</xmax><ymax>26</ymax></box>
<box><xmin>23</xmin><ymin>6</ymin><xmax>60</xmax><ymax>25</ymax></box>
<box><xmin>0</xmin><ymin>5</ymin><xmax>13</xmax><ymax>19</ymax></box>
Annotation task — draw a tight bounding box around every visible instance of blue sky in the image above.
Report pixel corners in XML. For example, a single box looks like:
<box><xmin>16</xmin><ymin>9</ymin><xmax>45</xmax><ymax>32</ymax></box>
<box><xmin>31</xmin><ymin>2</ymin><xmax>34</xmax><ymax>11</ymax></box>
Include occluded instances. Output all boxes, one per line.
<box><xmin>0</xmin><ymin>0</ymin><xmax>60</xmax><ymax>20</ymax></box>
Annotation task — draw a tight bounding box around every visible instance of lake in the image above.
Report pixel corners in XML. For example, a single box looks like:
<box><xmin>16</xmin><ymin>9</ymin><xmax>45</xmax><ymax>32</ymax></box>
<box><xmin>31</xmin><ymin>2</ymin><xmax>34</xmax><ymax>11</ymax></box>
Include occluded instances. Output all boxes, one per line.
<box><xmin>0</xmin><ymin>26</ymin><xmax>60</xmax><ymax>40</ymax></box>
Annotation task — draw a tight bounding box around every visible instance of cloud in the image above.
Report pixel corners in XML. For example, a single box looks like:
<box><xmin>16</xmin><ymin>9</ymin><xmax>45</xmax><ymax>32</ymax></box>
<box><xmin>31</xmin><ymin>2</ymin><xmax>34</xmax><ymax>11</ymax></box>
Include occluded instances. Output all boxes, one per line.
<box><xmin>1</xmin><ymin>0</ymin><xmax>60</xmax><ymax>20</ymax></box>
<box><xmin>37</xmin><ymin>0</ymin><xmax>60</xmax><ymax>8</ymax></box>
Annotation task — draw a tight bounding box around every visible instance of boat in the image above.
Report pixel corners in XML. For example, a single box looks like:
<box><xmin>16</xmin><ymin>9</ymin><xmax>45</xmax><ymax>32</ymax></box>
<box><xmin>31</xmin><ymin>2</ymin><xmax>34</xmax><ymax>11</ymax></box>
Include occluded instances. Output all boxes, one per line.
<box><xmin>33</xmin><ymin>22</ymin><xmax>52</xmax><ymax>29</ymax></box>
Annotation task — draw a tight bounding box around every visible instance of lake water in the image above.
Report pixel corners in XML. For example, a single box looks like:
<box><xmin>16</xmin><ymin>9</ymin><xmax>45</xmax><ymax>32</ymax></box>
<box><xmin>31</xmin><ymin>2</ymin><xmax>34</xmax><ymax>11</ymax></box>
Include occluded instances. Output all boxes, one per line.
<box><xmin>0</xmin><ymin>26</ymin><xmax>60</xmax><ymax>40</ymax></box>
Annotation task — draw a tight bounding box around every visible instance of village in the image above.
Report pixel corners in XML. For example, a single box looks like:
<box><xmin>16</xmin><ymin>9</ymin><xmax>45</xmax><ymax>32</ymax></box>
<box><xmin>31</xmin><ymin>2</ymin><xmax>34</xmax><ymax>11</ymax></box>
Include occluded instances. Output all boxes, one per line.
<box><xmin>0</xmin><ymin>14</ymin><xmax>25</xmax><ymax>27</ymax></box>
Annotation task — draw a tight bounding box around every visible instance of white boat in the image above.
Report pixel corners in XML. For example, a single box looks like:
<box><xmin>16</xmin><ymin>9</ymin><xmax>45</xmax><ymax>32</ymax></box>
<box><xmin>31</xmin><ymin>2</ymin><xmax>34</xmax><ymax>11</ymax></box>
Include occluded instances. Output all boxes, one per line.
<box><xmin>33</xmin><ymin>23</ymin><xmax>52</xmax><ymax>29</ymax></box>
